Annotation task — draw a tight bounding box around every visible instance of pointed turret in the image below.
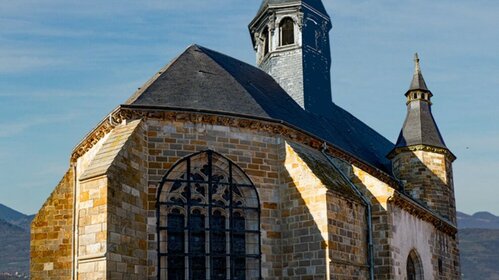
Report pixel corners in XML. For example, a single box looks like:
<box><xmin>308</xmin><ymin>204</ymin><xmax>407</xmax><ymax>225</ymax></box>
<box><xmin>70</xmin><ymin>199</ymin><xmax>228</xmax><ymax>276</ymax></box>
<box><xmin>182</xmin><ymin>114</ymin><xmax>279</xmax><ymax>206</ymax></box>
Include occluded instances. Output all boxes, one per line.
<box><xmin>391</xmin><ymin>53</ymin><xmax>447</xmax><ymax>150</ymax></box>
<box><xmin>408</xmin><ymin>53</ymin><xmax>429</xmax><ymax>92</ymax></box>
<box><xmin>388</xmin><ymin>54</ymin><xmax>457</xmax><ymax>224</ymax></box>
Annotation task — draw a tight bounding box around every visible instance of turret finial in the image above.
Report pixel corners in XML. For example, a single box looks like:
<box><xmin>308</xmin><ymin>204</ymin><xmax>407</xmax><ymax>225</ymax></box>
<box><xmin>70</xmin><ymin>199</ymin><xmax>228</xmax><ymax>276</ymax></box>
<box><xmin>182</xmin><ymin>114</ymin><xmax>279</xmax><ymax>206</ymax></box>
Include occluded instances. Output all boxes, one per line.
<box><xmin>414</xmin><ymin>53</ymin><xmax>421</xmax><ymax>73</ymax></box>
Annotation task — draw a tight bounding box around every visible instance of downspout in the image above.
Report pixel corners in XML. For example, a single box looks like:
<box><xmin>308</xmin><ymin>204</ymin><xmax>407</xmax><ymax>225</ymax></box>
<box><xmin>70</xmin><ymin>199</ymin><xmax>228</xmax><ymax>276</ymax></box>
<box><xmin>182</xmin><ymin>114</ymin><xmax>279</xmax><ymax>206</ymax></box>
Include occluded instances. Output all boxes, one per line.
<box><xmin>321</xmin><ymin>143</ymin><xmax>374</xmax><ymax>280</ymax></box>
<box><xmin>72</xmin><ymin>163</ymin><xmax>78</xmax><ymax>280</ymax></box>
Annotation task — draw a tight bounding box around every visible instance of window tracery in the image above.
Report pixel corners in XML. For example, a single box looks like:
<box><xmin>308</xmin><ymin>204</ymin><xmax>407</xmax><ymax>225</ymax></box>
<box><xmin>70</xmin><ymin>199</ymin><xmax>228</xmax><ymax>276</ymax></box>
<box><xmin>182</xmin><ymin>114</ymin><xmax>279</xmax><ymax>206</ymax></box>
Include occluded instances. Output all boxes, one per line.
<box><xmin>157</xmin><ymin>150</ymin><xmax>261</xmax><ymax>280</ymax></box>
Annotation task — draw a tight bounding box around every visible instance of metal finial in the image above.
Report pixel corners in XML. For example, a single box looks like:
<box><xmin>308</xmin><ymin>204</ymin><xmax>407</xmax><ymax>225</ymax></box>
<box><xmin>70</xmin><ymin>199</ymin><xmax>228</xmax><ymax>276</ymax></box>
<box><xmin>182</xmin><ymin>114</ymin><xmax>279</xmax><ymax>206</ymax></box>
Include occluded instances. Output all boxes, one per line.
<box><xmin>414</xmin><ymin>53</ymin><xmax>421</xmax><ymax>73</ymax></box>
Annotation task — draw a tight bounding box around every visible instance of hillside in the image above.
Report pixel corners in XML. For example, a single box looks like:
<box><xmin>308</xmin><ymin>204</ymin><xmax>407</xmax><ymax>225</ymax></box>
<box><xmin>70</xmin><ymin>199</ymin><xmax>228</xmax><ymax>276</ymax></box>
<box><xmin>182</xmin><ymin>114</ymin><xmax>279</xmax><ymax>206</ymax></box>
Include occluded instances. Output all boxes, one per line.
<box><xmin>0</xmin><ymin>204</ymin><xmax>34</xmax><ymax>231</ymax></box>
<box><xmin>460</xmin><ymin>228</ymin><xmax>499</xmax><ymax>280</ymax></box>
<box><xmin>0</xmin><ymin>219</ymin><xmax>30</xmax><ymax>276</ymax></box>
<box><xmin>458</xmin><ymin>211</ymin><xmax>499</xmax><ymax>230</ymax></box>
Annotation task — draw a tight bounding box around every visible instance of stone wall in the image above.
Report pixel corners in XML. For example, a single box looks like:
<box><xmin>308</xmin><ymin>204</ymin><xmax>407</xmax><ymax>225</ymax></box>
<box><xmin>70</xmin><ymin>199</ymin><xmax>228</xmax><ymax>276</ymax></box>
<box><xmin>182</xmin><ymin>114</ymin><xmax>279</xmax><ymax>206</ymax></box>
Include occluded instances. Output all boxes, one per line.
<box><xmin>390</xmin><ymin>205</ymin><xmax>435</xmax><ymax>279</ymax></box>
<box><xmin>430</xmin><ymin>230</ymin><xmax>460</xmax><ymax>279</ymax></box>
<box><xmin>392</xmin><ymin>150</ymin><xmax>456</xmax><ymax>224</ymax></box>
<box><xmin>326</xmin><ymin>193</ymin><xmax>368</xmax><ymax>280</ymax></box>
<box><xmin>390</xmin><ymin>205</ymin><xmax>460</xmax><ymax>279</ymax></box>
<box><xmin>31</xmin><ymin>168</ymin><xmax>74</xmax><ymax>280</ymax></box>
<box><xmin>352</xmin><ymin>166</ymin><xmax>396</xmax><ymax>279</ymax></box>
<box><xmin>281</xmin><ymin>143</ymin><xmax>330</xmax><ymax>279</ymax></box>
<box><xmin>106</xmin><ymin>121</ymin><xmax>148</xmax><ymax>279</ymax></box>
<box><xmin>261</xmin><ymin>48</ymin><xmax>304</xmax><ymax>109</ymax></box>
<box><xmin>144</xmin><ymin>119</ymin><xmax>283</xmax><ymax>279</ymax></box>
<box><xmin>76</xmin><ymin>120</ymin><xmax>143</xmax><ymax>279</ymax></box>
<box><xmin>31</xmin><ymin>116</ymin><xmax>460</xmax><ymax>280</ymax></box>
<box><xmin>76</xmin><ymin>177</ymin><xmax>107</xmax><ymax>279</ymax></box>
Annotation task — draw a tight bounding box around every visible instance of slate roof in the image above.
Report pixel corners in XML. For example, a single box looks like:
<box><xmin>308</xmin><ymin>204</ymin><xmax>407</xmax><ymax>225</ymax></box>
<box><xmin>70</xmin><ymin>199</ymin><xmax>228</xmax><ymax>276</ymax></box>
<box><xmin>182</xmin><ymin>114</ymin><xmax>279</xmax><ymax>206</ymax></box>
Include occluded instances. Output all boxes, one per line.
<box><xmin>394</xmin><ymin>55</ymin><xmax>447</xmax><ymax>150</ymax></box>
<box><xmin>394</xmin><ymin>101</ymin><xmax>447</xmax><ymax>149</ymax></box>
<box><xmin>407</xmin><ymin>53</ymin><xmax>430</xmax><ymax>94</ymax></box>
<box><xmin>124</xmin><ymin>45</ymin><xmax>394</xmax><ymax>174</ymax></box>
<box><xmin>257</xmin><ymin>0</ymin><xmax>329</xmax><ymax>17</ymax></box>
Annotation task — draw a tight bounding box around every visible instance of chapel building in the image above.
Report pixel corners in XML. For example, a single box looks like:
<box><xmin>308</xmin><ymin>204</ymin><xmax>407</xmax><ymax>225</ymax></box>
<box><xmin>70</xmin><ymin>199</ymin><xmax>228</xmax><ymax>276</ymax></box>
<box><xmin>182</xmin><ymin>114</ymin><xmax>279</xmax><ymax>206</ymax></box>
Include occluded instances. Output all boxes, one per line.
<box><xmin>31</xmin><ymin>0</ymin><xmax>461</xmax><ymax>279</ymax></box>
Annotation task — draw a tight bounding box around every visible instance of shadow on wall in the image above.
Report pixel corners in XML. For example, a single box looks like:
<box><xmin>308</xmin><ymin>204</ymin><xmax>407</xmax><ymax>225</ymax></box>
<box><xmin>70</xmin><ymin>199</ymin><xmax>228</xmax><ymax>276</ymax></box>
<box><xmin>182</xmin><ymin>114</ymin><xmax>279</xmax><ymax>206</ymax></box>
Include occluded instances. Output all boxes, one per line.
<box><xmin>359</xmin><ymin>149</ymin><xmax>459</xmax><ymax>279</ymax></box>
<box><xmin>280</xmin><ymin>142</ymin><xmax>369</xmax><ymax>279</ymax></box>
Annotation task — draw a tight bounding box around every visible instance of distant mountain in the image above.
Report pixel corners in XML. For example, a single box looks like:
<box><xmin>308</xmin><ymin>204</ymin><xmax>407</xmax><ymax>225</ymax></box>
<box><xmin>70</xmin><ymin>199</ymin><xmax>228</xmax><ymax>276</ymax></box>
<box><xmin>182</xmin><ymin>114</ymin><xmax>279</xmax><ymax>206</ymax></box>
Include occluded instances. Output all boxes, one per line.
<box><xmin>0</xmin><ymin>204</ymin><xmax>34</xmax><ymax>231</ymax></box>
<box><xmin>460</xmin><ymin>228</ymin><xmax>499</xmax><ymax>280</ymax></box>
<box><xmin>0</xmin><ymin>219</ymin><xmax>30</xmax><ymax>277</ymax></box>
<box><xmin>458</xmin><ymin>211</ymin><xmax>499</xmax><ymax>229</ymax></box>
<box><xmin>0</xmin><ymin>204</ymin><xmax>32</xmax><ymax>277</ymax></box>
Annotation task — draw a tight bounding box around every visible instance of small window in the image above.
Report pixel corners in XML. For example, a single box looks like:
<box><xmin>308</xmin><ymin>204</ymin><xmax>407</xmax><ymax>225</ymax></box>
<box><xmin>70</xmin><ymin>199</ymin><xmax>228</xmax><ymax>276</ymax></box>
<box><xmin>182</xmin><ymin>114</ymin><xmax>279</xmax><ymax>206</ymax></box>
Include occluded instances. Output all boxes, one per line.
<box><xmin>263</xmin><ymin>27</ymin><xmax>270</xmax><ymax>56</ymax></box>
<box><xmin>413</xmin><ymin>93</ymin><xmax>418</xmax><ymax>99</ymax></box>
<box><xmin>280</xmin><ymin>17</ymin><xmax>295</xmax><ymax>46</ymax></box>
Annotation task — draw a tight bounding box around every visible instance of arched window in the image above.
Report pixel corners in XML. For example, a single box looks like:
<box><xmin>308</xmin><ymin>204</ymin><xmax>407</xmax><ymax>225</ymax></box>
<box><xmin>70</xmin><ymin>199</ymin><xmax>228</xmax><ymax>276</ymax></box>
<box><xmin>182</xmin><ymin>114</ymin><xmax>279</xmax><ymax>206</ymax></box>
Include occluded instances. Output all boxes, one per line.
<box><xmin>157</xmin><ymin>150</ymin><xmax>261</xmax><ymax>280</ymax></box>
<box><xmin>280</xmin><ymin>17</ymin><xmax>295</xmax><ymax>46</ymax></box>
<box><xmin>407</xmin><ymin>250</ymin><xmax>423</xmax><ymax>280</ymax></box>
<box><xmin>262</xmin><ymin>27</ymin><xmax>270</xmax><ymax>56</ymax></box>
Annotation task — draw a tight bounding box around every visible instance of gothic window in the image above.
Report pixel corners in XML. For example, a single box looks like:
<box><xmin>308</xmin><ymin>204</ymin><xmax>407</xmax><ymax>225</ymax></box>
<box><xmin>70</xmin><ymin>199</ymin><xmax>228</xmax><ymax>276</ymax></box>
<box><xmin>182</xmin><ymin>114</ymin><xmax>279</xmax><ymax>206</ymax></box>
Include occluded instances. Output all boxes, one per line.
<box><xmin>280</xmin><ymin>17</ymin><xmax>295</xmax><ymax>46</ymax></box>
<box><xmin>262</xmin><ymin>27</ymin><xmax>270</xmax><ymax>56</ymax></box>
<box><xmin>157</xmin><ymin>150</ymin><xmax>261</xmax><ymax>280</ymax></box>
<box><xmin>407</xmin><ymin>250</ymin><xmax>423</xmax><ymax>280</ymax></box>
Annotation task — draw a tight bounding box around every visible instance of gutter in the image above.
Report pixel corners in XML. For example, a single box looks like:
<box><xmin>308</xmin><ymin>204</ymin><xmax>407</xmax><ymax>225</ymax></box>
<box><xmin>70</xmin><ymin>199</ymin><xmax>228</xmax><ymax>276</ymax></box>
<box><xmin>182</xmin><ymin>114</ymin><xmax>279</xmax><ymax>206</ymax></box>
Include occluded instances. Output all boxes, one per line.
<box><xmin>321</xmin><ymin>143</ymin><xmax>375</xmax><ymax>280</ymax></box>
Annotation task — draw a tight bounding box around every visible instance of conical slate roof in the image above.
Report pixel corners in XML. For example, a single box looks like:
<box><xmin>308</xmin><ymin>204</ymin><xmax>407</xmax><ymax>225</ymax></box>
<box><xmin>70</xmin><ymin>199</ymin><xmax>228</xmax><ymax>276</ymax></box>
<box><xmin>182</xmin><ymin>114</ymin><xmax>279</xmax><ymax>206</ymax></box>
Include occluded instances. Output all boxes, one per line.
<box><xmin>125</xmin><ymin>45</ymin><xmax>394</xmax><ymax>174</ymax></box>
<box><xmin>394</xmin><ymin>101</ymin><xmax>447</xmax><ymax>149</ymax></box>
<box><xmin>257</xmin><ymin>0</ymin><xmax>329</xmax><ymax>16</ymax></box>
<box><xmin>407</xmin><ymin>53</ymin><xmax>430</xmax><ymax>94</ymax></box>
<box><xmin>394</xmin><ymin>55</ymin><xmax>447</xmax><ymax>150</ymax></box>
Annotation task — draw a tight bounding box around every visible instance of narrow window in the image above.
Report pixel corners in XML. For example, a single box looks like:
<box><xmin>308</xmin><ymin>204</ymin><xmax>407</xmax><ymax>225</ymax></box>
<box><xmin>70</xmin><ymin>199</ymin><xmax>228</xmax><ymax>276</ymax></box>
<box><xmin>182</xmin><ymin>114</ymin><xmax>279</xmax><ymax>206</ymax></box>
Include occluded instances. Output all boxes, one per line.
<box><xmin>232</xmin><ymin>212</ymin><xmax>246</xmax><ymax>280</ymax></box>
<box><xmin>407</xmin><ymin>256</ymin><xmax>416</xmax><ymax>280</ymax></box>
<box><xmin>262</xmin><ymin>27</ymin><xmax>270</xmax><ymax>56</ymax></box>
<box><xmin>190</xmin><ymin>209</ymin><xmax>206</xmax><ymax>279</ymax></box>
<box><xmin>211</xmin><ymin>211</ymin><xmax>226</xmax><ymax>280</ymax></box>
<box><xmin>280</xmin><ymin>17</ymin><xmax>295</xmax><ymax>46</ymax></box>
<box><xmin>407</xmin><ymin>250</ymin><xmax>423</xmax><ymax>280</ymax></box>
<box><xmin>167</xmin><ymin>210</ymin><xmax>185</xmax><ymax>280</ymax></box>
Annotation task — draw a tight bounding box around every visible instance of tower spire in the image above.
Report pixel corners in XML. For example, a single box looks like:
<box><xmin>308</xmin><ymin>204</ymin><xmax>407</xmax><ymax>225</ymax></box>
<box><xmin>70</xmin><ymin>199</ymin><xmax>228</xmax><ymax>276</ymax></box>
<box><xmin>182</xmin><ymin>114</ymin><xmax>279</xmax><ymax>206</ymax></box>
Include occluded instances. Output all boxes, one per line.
<box><xmin>389</xmin><ymin>54</ymin><xmax>448</xmax><ymax>153</ymax></box>
<box><xmin>408</xmin><ymin>52</ymin><xmax>429</xmax><ymax>93</ymax></box>
<box><xmin>414</xmin><ymin>53</ymin><xmax>421</xmax><ymax>73</ymax></box>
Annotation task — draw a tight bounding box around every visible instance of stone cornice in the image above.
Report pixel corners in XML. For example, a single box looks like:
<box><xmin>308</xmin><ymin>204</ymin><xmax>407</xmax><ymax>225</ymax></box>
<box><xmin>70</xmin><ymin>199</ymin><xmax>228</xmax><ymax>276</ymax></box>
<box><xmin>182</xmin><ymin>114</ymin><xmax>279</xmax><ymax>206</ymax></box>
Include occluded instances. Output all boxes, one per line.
<box><xmin>70</xmin><ymin>108</ymin><xmax>123</xmax><ymax>163</ymax></box>
<box><xmin>70</xmin><ymin>106</ymin><xmax>400</xmax><ymax>191</ymax></box>
<box><xmin>387</xmin><ymin>144</ymin><xmax>456</xmax><ymax>162</ymax></box>
<box><xmin>389</xmin><ymin>193</ymin><xmax>458</xmax><ymax>236</ymax></box>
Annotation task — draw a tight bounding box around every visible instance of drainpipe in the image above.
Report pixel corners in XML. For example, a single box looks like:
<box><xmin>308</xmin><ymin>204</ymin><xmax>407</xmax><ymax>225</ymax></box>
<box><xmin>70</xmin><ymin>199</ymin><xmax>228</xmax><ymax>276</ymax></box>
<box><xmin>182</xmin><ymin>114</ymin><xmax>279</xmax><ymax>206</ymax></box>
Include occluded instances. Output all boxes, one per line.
<box><xmin>72</xmin><ymin>163</ymin><xmax>78</xmax><ymax>280</ymax></box>
<box><xmin>321</xmin><ymin>143</ymin><xmax>374</xmax><ymax>280</ymax></box>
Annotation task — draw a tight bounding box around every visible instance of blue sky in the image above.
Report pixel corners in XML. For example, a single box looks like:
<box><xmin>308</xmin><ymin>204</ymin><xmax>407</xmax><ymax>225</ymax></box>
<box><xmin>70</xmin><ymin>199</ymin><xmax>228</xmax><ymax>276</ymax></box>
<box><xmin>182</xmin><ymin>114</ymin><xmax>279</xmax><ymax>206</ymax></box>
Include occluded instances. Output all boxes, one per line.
<box><xmin>0</xmin><ymin>0</ymin><xmax>498</xmax><ymax>215</ymax></box>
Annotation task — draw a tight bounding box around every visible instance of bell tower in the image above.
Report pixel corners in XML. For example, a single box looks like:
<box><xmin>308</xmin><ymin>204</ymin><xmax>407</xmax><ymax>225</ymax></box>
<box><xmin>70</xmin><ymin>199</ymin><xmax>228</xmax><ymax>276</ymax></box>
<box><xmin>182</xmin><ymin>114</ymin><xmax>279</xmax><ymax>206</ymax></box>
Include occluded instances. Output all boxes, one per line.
<box><xmin>388</xmin><ymin>54</ymin><xmax>457</xmax><ymax>224</ymax></box>
<box><xmin>249</xmin><ymin>0</ymin><xmax>333</xmax><ymax>115</ymax></box>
